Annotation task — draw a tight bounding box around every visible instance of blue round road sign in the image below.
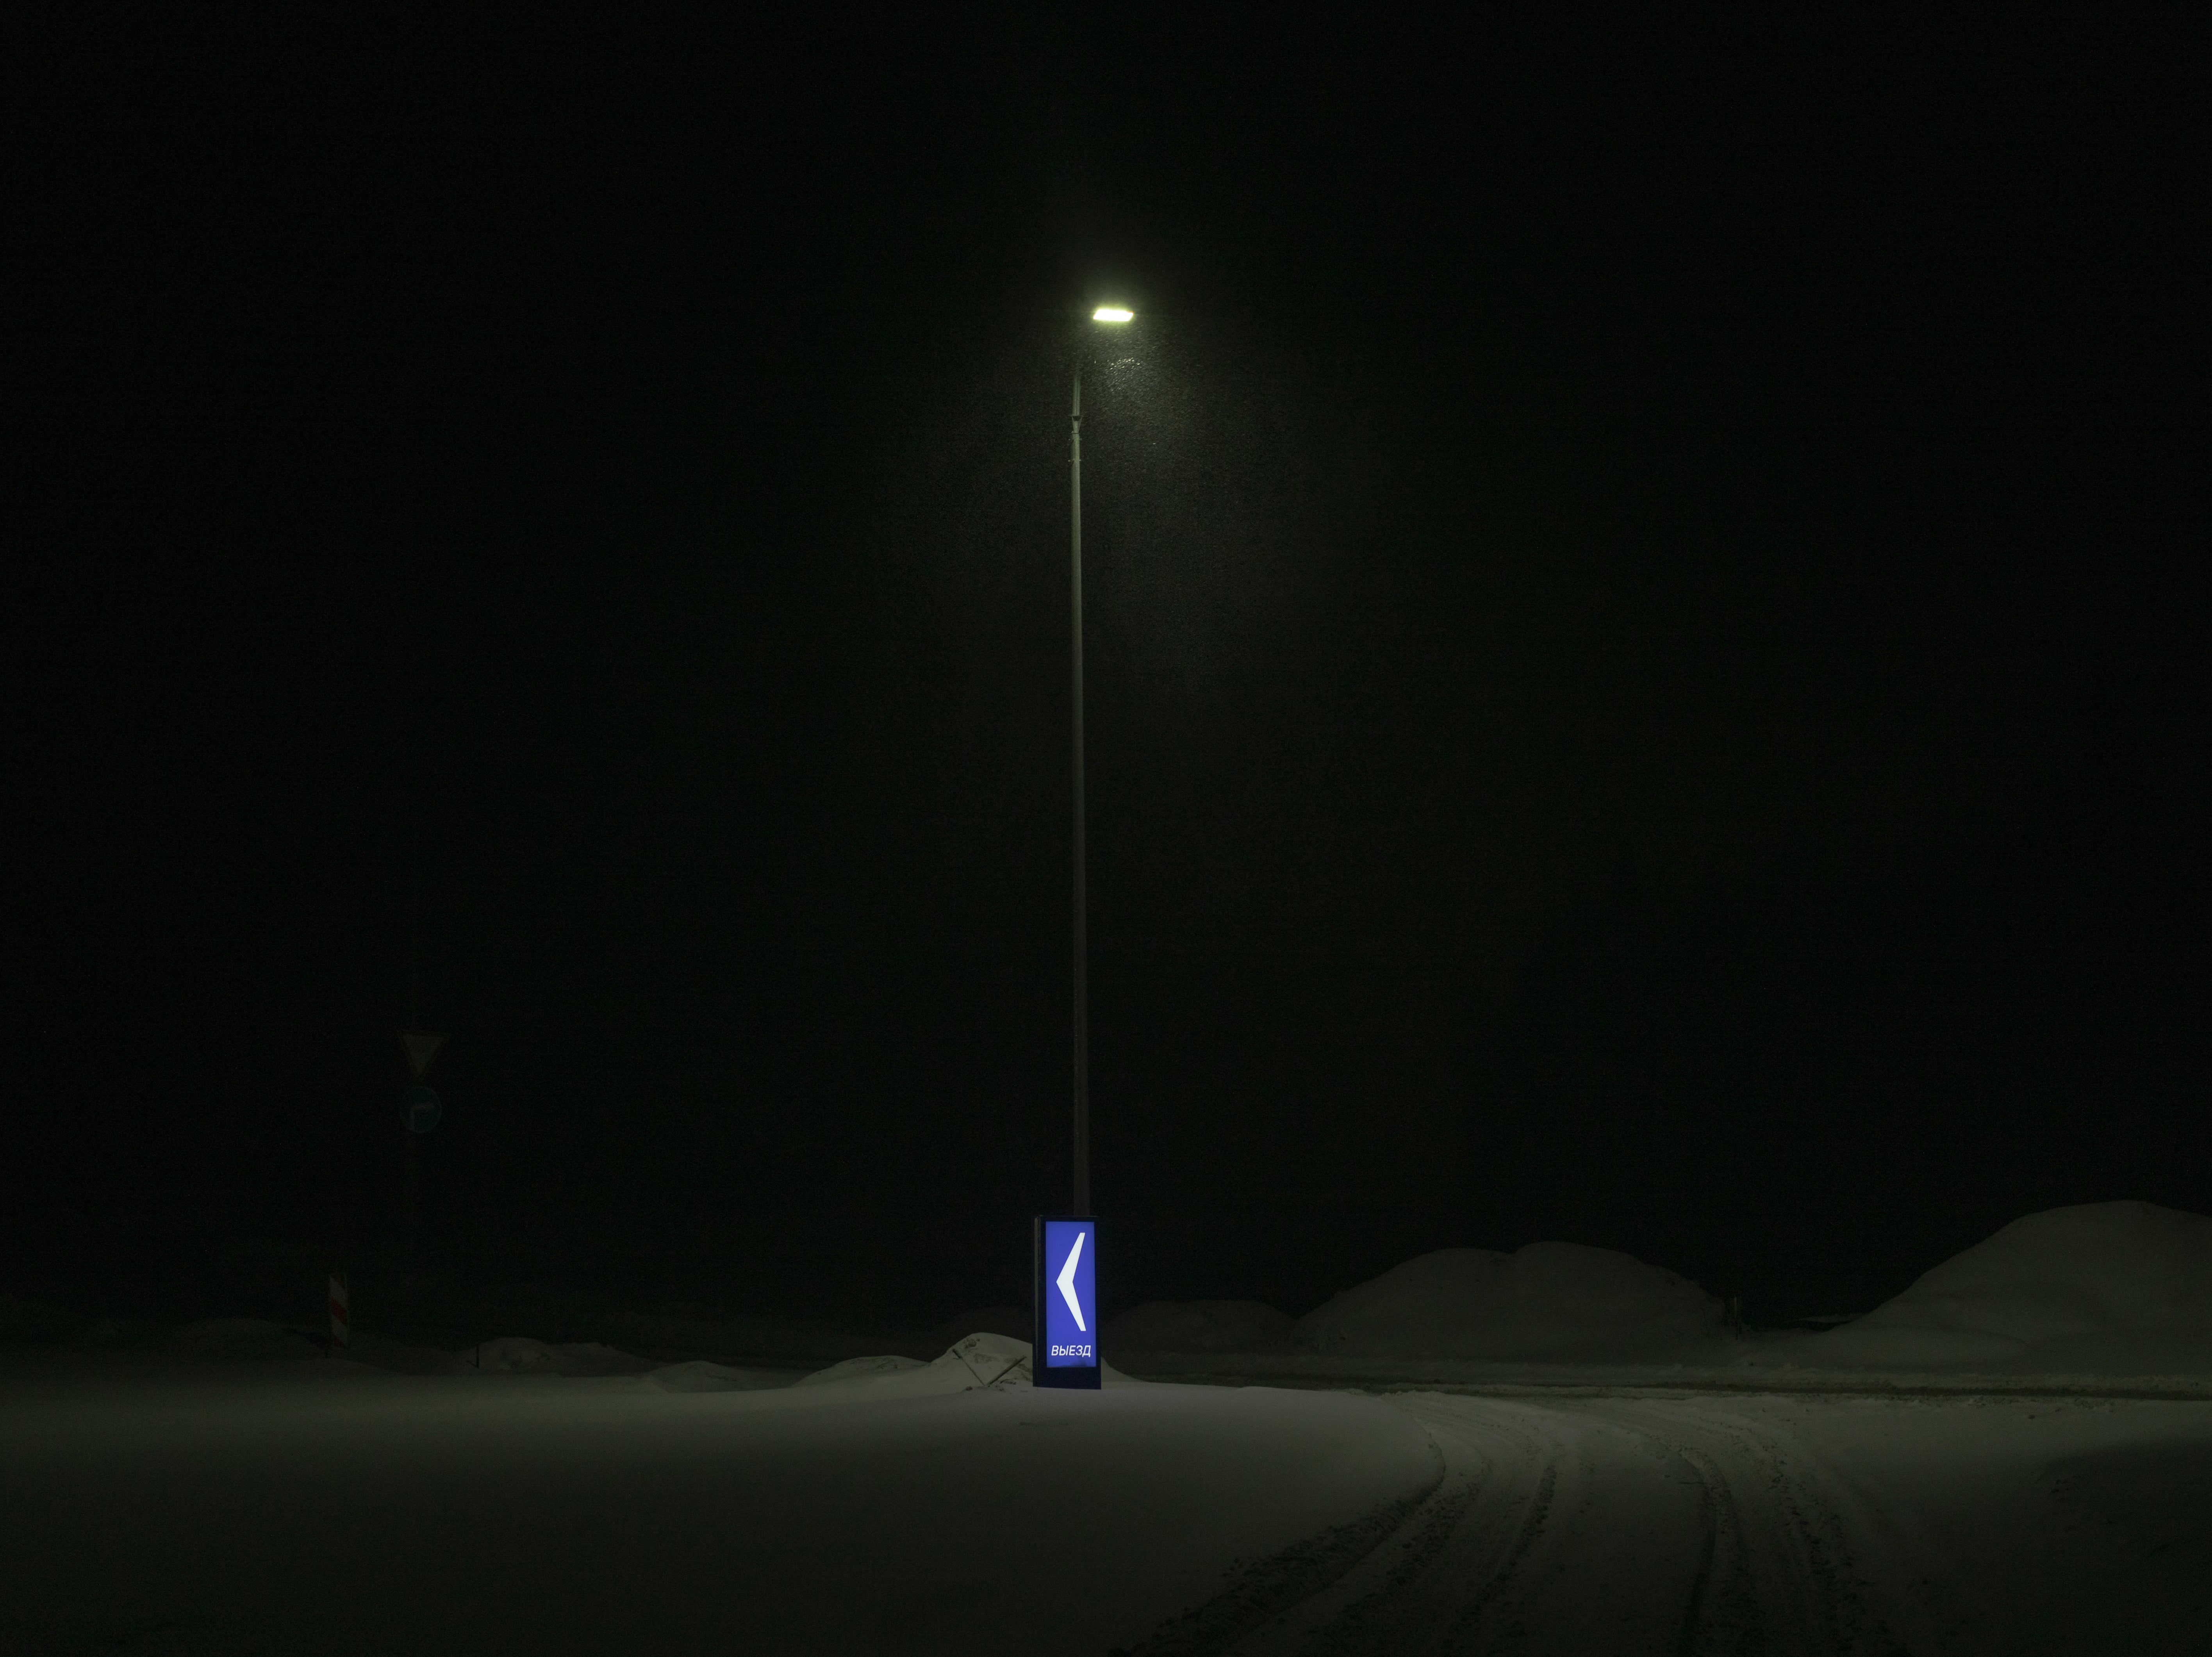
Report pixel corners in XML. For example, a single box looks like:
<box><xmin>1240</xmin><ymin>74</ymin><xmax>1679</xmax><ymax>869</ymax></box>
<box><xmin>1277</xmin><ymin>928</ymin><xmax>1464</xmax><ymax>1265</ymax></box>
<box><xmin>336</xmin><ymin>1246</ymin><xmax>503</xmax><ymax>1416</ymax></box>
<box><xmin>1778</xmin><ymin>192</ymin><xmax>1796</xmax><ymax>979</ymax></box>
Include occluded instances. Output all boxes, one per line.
<box><xmin>403</xmin><ymin>1084</ymin><xmax>442</xmax><ymax>1134</ymax></box>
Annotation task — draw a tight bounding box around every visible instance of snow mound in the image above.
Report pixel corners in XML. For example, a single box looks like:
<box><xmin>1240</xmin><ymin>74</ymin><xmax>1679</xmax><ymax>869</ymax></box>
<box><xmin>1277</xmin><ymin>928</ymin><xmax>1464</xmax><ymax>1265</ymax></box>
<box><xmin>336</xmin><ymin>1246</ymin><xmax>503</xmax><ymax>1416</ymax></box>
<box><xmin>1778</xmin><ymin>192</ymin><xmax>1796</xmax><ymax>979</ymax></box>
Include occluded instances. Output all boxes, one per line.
<box><xmin>465</xmin><ymin>1338</ymin><xmax>658</xmax><ymax>1377</ymax></box>
<box><xmin>348</xmin><ymin>1335</ymin><xmax>472</xmax><ymax>1375</ymax></box>
<box><xmin>643</xmin><ymin>1360</ymin><xmax>800</xmax><ymax>1393</ymax></box>
<box><xmin>1296</xmin><ymin>1243</ymin><xmax>1726</xmax><ymax>1361</ymax></box>
<box><xmin>1103</xmin><ymin>1300</ymin><xmax>1293</xmax><ymax>1355</ymax></box>
<box><xmin>794</xmin><ymin>1354</ymin><xmax>930</xmax><ymax>1386</ymax></box>
<box><xmin>1810</xmin><ymin>1202</ymin><xmax>2212</xmax><ymax>1373</ymax></box>
<box><xmin>796</xmin><ymin>1334</ymin><xmax>1033</xmax><ymax>1395</ymax></box>
<box><xmin>940</xmin><ymin>1332</ymin><xmax>1033</xmax><ymax>1389</ymax></box>
<box><xmin>1857</xmin><ymin>1202</ymin><xmax>2212</xmax><ymax>1338</ymax></box>
<box><xmin>791</xmin><ymin>1334</ymin><xmax>1145</xmax><ymax>1397</ymax></box>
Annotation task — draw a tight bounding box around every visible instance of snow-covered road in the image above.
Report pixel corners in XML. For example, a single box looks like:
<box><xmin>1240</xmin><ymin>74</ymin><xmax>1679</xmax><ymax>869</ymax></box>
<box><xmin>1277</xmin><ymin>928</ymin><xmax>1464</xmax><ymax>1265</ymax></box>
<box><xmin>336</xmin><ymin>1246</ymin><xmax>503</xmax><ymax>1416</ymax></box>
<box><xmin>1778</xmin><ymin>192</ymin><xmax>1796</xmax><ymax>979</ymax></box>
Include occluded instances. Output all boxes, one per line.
<box><xmin>4</xmin><ymin>1349</ymin><xmax>2207</xmax><ymax>1655</ymax></box>
<box><xmin>1220</xmin><ymin>1393</ymin><xmax>1905</xmax><ymax>1655</ymax></box>
<box><xmin>1206</xmin><ymin>1390</ymin><xmax>2212</xmax><ymax>1656</ymax></box>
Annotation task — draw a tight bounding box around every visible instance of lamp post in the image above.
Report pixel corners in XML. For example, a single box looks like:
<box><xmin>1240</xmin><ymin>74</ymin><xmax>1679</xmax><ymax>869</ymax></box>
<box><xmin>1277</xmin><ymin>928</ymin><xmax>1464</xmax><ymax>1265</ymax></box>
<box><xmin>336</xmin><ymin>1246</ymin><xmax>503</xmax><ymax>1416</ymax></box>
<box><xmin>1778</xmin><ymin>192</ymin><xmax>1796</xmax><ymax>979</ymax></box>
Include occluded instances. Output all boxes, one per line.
<box><xmin>1070</xmin><ymin>305</ymin><xmax>1133</xmax><ymax>1216</ymax></box>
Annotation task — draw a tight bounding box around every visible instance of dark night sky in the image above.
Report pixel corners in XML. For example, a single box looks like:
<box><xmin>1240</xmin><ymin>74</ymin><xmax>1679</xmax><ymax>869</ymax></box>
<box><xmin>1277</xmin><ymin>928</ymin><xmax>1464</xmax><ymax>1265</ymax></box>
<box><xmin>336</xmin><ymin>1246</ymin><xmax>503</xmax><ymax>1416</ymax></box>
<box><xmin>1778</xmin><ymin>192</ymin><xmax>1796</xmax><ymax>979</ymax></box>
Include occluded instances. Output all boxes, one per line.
<box><xmin>11</xmin><ymin>25</ymin><xmax>2207</xmax><ymax>1330</ymax></box>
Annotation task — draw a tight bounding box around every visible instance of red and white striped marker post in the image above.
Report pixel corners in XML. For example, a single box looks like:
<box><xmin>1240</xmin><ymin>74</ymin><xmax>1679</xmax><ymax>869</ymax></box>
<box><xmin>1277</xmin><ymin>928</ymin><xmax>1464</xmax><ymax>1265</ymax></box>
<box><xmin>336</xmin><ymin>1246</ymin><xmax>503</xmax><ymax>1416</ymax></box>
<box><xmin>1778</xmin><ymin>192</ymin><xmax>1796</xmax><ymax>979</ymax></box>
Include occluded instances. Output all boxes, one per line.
<box><xmin>328</xmin><ymin>1272</ymin><xmax>350</xmax><ymax>1356</ymax></box>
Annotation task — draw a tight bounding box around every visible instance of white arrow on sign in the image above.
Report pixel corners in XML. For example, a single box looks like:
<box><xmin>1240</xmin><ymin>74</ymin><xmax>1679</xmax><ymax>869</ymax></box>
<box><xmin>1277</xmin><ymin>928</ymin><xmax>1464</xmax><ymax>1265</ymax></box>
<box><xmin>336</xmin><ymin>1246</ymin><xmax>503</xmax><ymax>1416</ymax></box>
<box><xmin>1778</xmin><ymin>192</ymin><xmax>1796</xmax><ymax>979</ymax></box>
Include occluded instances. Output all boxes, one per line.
<box><xmin>1056</xmin><ymin>1230</ymin><xmax>1087</xmax><ymax>1332</ymax></box>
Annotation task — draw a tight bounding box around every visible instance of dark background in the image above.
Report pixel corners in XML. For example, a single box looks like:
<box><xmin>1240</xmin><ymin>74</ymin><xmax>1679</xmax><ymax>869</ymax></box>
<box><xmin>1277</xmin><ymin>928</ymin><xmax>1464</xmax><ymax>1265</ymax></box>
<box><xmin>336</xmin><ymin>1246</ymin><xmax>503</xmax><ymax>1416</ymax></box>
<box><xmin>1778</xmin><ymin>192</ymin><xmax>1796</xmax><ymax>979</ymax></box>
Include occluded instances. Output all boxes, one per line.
<box><xmin>10</xmin><ymin>24</ymin><xmax>2206</xmax><ymax>1336</ymax></box>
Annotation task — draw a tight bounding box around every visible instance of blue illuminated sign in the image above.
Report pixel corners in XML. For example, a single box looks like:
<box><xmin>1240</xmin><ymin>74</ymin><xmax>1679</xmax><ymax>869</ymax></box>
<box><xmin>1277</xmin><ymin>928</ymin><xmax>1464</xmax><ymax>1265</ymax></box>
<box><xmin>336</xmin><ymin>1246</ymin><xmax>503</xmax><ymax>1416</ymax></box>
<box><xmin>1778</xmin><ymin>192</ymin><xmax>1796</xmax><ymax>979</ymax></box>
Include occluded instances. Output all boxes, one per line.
<box><xmin>1033</xmin><ymin>1216</ymin><xmax>1099</xmax><ymax>1389</ymax></box>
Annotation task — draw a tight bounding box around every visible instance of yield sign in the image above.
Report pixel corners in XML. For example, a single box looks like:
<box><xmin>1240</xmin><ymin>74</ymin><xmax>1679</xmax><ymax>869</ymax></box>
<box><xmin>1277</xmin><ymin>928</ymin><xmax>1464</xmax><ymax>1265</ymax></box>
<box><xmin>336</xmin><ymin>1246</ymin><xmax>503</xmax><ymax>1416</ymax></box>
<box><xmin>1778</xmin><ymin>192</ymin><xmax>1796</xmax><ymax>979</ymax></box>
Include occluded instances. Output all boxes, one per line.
<box><xmin>400</xmin><ymin>1030</ymin><xmax>446</xmax><ymax>1079</ymax></box>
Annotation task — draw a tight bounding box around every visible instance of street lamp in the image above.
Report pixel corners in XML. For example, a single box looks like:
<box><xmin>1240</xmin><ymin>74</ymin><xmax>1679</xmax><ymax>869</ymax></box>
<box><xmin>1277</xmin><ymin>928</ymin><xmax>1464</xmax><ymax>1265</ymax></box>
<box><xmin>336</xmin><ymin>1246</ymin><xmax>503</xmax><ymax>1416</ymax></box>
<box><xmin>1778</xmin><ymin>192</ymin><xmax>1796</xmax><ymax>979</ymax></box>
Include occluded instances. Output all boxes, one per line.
<box><xmin>1070</xmin><ymin>303</ymin><xmax>1133</xmax><ymax>1216</ymax></box>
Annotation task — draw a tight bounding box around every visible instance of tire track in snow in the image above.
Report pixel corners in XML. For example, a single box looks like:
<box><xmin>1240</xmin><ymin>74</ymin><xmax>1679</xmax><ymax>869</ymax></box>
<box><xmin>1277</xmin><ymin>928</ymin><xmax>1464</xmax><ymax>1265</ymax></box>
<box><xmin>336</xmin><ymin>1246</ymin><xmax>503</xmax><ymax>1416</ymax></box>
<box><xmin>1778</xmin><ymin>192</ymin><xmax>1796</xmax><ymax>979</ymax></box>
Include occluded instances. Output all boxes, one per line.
<box><xmin>1227</xmin><ymin>1401</ymin><xmax>1563</xmax><ymax>1655</ymax></box>
<box><xmin>1668</xmin><ymin>1443</ymin><xmax>1745</xmax><ymax>1655</ymax></box>
<box><xmin>1197</xmin><ymin>1393</ymin><xmax>1921</xmax><ymax>1656</ymax></box>
<box><xmin>1563</xmin><ymin>1398</ymin><xmax>1919</xmax><ymax>1656</ymax></box>
<box><xmin>1112</xmin><ymin>1438</ymin><xmax>1448</xmax><ymax>1657</ymax></box>
<box><xmin>1224</xmin><ymin>1395</ymin><xmax>1718</xmax><ymax>1656</ymax></box>
<box><xmin>1426</xmin><ymin>1401</ymin><xmax>1711</xmax><ymax>1655</ymax></box>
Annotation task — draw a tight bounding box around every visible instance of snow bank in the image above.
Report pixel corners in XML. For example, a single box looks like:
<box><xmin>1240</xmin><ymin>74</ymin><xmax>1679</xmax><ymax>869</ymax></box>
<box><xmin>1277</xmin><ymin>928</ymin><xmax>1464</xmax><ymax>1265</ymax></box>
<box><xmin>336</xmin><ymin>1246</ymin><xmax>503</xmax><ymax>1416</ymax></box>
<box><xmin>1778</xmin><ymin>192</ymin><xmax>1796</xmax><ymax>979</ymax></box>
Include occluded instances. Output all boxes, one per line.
<box><xmin>798</xmin><ymin>1332</ymin><xmax>1040</xmax><ymax>1394</ymax></box>
<box><xmin>797</xmin><ymin>1353</ymin><xmax>930</xmax><ymax>1385</ymax></box>
<box><xmin>1805</xmin><ymin>1201</ymin><xmax>2212</xmax><ymax>1374</ymax></box>
<box><xmin>430</xmin><ymin>1339</ymin><xmax>800</xmax><ymax>1388</ymax></box>
<box><xmin>0</xmin><ymin>1332</ymin><xmax>1441</xmax><ymax>1653</ymax></box>
<box><xmin>1296</xmin><ymin>1243</ymin><xmax>1726</xmax><ymax>1361</ymax></box>
<box><xmin>1104</xmin><ymin>1300</ymin><xmax>1294</xmax><ymax>1356</ymax></box>
<box><xmin>348</xmin><ymin>1334</ymin><xmax>474</xmax><ymax>1375</ymax></box>
<box><xmin>460</xmin><ymin>1336</ymin><xmax>660</xmax><ymax>1377</ymax></box>
<box><xmin>788</xmin><ymin>1333</ymin><xmax>1161</xmax><ymax>1397</ymax></box>
<box><xmin>642</xmin><ymin>1359</ymin><xmax>799</xmax><ymax>1393</ymax></box>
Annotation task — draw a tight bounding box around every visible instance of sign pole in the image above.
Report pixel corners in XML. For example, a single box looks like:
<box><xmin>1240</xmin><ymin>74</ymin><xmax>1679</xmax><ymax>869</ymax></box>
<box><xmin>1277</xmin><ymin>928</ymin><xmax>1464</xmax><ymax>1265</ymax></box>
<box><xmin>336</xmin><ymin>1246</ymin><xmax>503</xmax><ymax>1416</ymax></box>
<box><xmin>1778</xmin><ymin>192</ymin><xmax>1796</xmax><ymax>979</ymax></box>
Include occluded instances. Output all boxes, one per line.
<box><xmin>1070</xmin><ymin>365</ymin><xmax>1090</xmax><ymax>1218</ymax></box>
<box><xmin>1039</xmin><ymin>307</ymin><xmax>1129</xmax><ymax>1388</ymax></box>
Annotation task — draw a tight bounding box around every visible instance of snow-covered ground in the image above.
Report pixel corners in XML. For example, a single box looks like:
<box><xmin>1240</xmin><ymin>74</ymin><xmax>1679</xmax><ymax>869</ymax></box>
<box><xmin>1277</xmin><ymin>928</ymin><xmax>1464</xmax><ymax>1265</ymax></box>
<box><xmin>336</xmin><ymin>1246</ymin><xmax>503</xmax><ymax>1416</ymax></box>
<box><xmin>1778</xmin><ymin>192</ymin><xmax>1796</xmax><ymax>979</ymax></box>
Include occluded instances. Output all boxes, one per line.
<box><xmin>0</xmin><ymin>1336</ymin><xmax>1438</xmax><ymax>1655</ymax></box>
<box><xmin>1233</xmin><ymin>1389</ymin><xmax>2212</xmax><ymax>1655</ymax></box>
<box><xmin>4</xmin><ymin>1336</ymin><xmax>2205</xmax><ymax>1654</ymax></box>
<box><xmin>5</xmin><ymin>1202</ymin><xmax>2209</xmax><ymax>1653</ymax></box>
